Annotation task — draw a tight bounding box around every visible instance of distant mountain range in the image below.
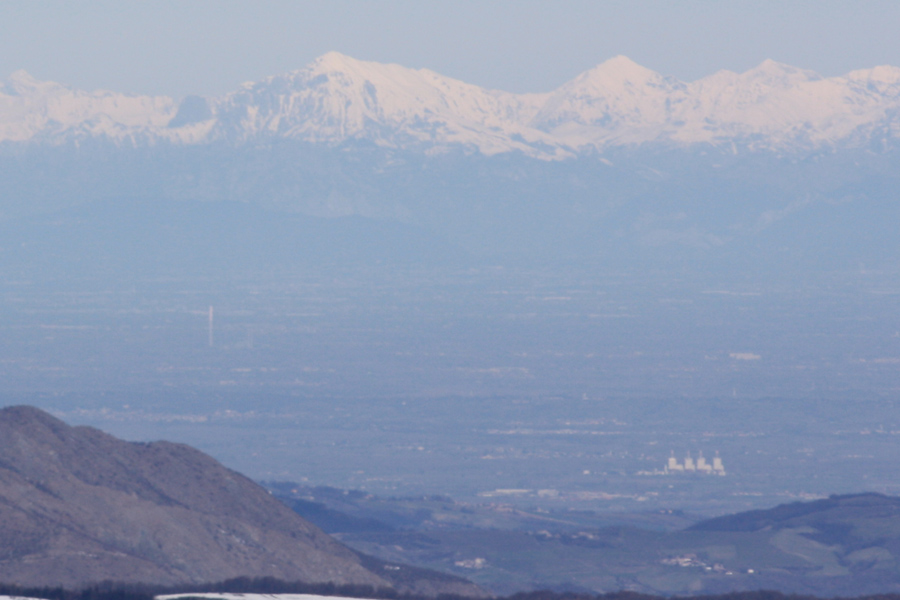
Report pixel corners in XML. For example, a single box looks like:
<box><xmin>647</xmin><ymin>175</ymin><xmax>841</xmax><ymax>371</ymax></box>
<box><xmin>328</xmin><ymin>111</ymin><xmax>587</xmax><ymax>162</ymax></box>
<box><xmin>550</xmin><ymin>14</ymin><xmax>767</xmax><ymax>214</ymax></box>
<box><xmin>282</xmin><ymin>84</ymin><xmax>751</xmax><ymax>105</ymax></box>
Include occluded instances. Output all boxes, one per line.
<box><xmin>3</xmin><ymin>52</ymin><xmax>900</xmax><ymax>156</ymax></box>
<box><xmin>2</xmin><ymin>54</ymin><xmax>900</xmax><ymax>273</ymax></box>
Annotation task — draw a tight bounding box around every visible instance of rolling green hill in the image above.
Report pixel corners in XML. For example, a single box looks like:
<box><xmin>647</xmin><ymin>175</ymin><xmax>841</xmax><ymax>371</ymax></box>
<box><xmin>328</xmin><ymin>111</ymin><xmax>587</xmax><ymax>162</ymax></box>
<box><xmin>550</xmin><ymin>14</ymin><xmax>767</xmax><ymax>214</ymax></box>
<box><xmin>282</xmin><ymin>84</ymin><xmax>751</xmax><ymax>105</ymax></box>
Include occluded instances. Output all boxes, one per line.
<box><xmin>272</xmin><ymin>485</ymin><xmax>900</xmax><ymax>596</ymax></box>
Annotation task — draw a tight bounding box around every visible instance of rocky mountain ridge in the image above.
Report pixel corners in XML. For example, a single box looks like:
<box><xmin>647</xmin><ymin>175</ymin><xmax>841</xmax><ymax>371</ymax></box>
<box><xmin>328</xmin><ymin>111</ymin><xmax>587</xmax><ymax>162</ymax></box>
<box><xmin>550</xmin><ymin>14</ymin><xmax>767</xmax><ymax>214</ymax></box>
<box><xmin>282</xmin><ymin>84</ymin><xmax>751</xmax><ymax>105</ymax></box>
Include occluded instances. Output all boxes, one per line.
<box><xmin>3</xmin><ymin>52</ymin><xmax>900</xmax><ymax>157</ymax></box>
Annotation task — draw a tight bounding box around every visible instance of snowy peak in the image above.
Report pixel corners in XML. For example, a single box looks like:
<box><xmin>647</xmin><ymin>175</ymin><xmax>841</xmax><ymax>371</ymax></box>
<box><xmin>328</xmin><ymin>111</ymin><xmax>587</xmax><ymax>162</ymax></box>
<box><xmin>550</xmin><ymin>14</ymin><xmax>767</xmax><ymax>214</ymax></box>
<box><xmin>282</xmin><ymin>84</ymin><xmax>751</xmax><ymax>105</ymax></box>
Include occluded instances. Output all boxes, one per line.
<box><xmin>672</xmin><ymin>60</ymin><xmax>900</xmax><ymax>147</ymax></box>
<box><xmin>3</xmin><ymin>70</ymin><xmax>46</xmax><ymax>95</ymax></box>
<box><xmin>845</xmin><ymin>65</ymin><xmax>900</xmax><ymax>95</ymax></box>
<box><xmin>530</xmin><ymin>56</ymin><xmax>900</xmax><ymax>149</ymax></box>
<box><xmin>577</xmin><ymin>55</ymin><xmax>669</xmax><ymax>89</ymax></box>
<box><xmin>207</xmin><ymin>52</ymin><xmax>556</xmax><ymax>156</ymax></box>
<box><xmin>740</xmin><ymin>59</ymin><xmax>822</xmax><ymax>87</ymax></box>
<box><xmin>0</xmin><ymin>70</ymin><xmax>177</xmax><ymax>143</ymax></box>
<box><xmin>309</xmin><ymin>50</ymin><xmax>363</xmax><ymax>71</ymax></box>
<box><xmin>1</xmin><ymin>70</ymin><xmax>81</xmax><ymax>104</ymax></box>
<box><xmin>530</xmin><ymin>56</ymin><xmax>682</xmax><ymax>143</ymax></box>
<box><xmin>308</xmin><ymin>52</ymin><xmax>388</xmax><ymax>78</ymax></box>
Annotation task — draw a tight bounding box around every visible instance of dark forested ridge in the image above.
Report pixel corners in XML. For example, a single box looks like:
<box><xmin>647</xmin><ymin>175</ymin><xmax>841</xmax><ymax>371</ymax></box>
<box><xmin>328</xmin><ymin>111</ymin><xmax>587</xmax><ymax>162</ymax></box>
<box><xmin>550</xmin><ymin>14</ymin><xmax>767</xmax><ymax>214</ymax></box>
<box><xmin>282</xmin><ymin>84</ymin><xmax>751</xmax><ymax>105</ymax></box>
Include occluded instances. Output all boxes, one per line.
<box><xmin>688</xmin><ymin>492</ymin><xmax>900</xmax><ymax>533</ymax></box>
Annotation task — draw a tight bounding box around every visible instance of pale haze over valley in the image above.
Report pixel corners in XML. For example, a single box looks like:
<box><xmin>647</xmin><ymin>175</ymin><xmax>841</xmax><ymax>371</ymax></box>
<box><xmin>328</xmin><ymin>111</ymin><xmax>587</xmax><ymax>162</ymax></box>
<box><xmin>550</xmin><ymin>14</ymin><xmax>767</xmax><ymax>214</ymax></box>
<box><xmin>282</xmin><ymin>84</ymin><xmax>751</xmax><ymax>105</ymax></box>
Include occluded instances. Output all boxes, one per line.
<box><xmin>2</xmin><ymin>2</ymin><xmax>900</xmax><ymax>595</ymax></box>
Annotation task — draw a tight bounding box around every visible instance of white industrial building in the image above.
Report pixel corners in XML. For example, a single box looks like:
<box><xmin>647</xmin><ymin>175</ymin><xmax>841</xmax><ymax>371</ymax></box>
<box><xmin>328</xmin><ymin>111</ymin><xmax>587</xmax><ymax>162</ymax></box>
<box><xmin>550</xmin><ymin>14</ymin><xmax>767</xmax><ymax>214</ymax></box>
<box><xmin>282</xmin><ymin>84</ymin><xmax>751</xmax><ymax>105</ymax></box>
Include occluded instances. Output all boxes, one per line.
<box><xmin>665</xmin><ymin>451</ymin><xmax>725</xmax><ymax>475</ymax></box>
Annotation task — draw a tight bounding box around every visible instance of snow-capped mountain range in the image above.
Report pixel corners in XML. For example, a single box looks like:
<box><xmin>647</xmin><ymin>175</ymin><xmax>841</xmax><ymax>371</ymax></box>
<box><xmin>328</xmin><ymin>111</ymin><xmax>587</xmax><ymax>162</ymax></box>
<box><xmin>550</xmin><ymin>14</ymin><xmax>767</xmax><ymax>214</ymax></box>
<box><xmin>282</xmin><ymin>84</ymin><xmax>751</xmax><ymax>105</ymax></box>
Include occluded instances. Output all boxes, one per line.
<box><xmin>3</xmin><ymin>52</ymin><xmax>900</xmax><ymax>158</ymax></box>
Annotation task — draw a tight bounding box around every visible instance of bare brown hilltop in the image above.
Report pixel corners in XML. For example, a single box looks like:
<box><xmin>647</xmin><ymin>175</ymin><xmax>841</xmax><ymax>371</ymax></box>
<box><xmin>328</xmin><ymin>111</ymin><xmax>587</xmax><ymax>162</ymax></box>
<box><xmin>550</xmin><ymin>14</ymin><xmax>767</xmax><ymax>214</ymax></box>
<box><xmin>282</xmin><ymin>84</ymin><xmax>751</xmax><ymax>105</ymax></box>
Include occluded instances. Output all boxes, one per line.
<box><xmin>0</xmin><ymin>405</ymin><xmax>482</xmax><ymax>595</ymax></box>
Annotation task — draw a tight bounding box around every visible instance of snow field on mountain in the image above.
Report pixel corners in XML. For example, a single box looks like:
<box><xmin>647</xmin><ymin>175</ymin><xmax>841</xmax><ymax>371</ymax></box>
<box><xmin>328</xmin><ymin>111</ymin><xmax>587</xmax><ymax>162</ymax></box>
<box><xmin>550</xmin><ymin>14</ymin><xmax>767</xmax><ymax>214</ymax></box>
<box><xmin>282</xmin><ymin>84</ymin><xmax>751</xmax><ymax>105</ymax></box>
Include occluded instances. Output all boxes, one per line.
<box><xmin>3</xmin><ymin>52</ymin><xmax>900</xmax><ymax>156</ymax></box>
<box><xmin>157</xmin><ymin>594</ymin><xmax>375</xmax><ymax>600</ymax></box>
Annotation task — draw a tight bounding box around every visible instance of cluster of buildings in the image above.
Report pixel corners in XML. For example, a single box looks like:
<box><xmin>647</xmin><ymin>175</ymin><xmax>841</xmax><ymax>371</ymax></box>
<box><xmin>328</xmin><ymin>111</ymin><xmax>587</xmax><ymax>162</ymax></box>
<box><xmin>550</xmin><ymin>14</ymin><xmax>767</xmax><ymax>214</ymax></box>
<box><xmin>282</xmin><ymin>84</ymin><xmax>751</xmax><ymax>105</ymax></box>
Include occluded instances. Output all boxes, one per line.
<box><xmin>665</xmin><ymin>451</ymin><xmax>725</xmax><ymax>475</ymax></box>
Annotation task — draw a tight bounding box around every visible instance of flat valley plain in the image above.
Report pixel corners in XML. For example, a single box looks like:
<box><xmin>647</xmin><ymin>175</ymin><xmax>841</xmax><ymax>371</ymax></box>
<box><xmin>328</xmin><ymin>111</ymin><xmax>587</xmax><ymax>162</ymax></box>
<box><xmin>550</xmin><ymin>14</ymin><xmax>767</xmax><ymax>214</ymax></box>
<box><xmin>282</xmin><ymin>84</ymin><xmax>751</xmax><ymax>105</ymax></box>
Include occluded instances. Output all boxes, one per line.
<box><xmin>2</xmin><ymin>264</ymin><xmax>898</xmax><ymax>518</ymax></box>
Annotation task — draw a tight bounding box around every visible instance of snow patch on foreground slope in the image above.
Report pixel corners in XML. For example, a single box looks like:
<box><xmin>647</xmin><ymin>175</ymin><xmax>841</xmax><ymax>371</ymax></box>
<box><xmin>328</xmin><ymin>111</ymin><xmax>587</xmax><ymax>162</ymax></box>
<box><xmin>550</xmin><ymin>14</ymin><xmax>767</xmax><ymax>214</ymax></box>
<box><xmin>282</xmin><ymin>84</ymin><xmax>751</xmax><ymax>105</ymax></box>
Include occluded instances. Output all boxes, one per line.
<box><xmin>158</xmin><ymin>594</ymin><xmax>373</xmax><ymax>600</ymax></box>
<box><xmin>0</xmin><ymin>595</ymin><xmax>372</xmax><ymax>600</ymax></box>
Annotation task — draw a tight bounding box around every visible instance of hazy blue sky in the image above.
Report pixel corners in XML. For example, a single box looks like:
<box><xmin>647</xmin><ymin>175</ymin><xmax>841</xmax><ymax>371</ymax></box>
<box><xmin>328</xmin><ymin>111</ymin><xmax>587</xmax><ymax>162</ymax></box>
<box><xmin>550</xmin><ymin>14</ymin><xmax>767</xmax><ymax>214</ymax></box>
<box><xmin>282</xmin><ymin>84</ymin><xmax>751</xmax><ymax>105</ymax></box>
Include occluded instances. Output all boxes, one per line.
<box><xmin>3</xmin><ymin>1</ymin><xmax>900</xmax><ymax>98</ymax></box>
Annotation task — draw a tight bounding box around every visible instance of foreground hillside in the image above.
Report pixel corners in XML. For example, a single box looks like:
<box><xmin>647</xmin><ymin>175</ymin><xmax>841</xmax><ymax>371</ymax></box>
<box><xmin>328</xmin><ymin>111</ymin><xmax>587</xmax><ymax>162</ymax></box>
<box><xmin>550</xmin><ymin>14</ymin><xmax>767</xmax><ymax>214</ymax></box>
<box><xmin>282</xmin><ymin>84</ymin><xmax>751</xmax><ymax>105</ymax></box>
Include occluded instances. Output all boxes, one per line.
<box><xmin>0</xmin><ymin>406</ymin><xmax>480</xmax><ymax>596</ymax></box>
